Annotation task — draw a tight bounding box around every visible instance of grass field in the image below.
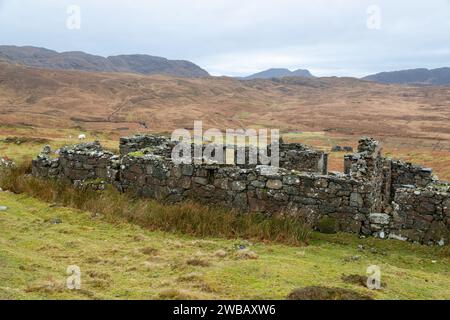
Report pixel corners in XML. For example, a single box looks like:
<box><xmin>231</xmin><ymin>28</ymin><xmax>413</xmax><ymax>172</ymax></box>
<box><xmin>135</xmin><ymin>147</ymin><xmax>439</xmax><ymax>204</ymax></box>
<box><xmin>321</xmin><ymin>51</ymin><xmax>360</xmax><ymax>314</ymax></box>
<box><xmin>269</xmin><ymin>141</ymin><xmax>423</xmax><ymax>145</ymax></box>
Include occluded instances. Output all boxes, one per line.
<box><xmin>0</xmin><ymin>191</ymin><xmax>449</xmax><ymax>300</ymax></box>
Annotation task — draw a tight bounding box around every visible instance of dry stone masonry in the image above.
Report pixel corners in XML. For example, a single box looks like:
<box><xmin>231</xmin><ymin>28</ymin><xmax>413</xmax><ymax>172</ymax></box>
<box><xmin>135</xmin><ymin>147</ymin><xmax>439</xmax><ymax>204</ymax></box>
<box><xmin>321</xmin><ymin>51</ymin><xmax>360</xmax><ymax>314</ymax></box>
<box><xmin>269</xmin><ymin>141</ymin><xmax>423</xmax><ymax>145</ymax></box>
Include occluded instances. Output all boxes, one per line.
<box><xmin>32</xmin><ymin>135</ymin><xmax>450</xmax><ymax>245</ymax></box>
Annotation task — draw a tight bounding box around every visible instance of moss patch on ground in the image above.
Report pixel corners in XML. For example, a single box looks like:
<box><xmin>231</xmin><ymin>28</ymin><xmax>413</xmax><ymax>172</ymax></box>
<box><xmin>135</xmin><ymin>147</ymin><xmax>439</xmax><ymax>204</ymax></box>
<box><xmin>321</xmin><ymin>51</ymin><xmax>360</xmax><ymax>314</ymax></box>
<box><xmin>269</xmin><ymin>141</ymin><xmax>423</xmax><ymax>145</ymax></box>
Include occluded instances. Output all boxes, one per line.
<box><xmin>0</xmin><ymin>191</ymin><xmax>449</xmax><ymax>300</ymax></box>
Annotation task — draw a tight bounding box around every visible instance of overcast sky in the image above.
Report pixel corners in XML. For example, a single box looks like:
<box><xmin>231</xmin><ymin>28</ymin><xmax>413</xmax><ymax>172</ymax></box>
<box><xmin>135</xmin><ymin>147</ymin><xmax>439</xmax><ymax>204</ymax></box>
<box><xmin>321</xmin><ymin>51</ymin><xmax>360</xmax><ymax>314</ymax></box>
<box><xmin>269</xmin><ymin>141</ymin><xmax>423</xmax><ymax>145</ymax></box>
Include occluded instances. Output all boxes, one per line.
<box><xmin>1</xmin><ymin>0</ymin><xmax>449</xmax><ymax>77</ymax></box>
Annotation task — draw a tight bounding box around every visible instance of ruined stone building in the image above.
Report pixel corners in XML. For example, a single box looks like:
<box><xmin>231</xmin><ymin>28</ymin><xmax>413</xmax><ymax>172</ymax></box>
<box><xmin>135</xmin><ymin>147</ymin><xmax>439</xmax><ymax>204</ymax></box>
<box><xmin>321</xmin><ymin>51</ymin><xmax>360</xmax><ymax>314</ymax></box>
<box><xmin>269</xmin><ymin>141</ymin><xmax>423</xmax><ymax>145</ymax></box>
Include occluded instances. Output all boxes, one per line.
<box><xmin>32</xmin><ymin>135</ymin><xmax>450</xmax><ymax>245</ymax></box>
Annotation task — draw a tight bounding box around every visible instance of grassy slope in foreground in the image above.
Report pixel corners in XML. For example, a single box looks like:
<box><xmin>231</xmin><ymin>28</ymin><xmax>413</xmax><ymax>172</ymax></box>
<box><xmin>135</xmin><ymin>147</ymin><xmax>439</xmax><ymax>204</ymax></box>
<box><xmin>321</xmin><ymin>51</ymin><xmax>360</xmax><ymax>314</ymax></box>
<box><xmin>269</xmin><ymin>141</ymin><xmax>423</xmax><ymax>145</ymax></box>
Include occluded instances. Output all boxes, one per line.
<box><xmin>0</xmin><ymin>192</ymin><xmax>449</xmax><ymax>300</ymax></box>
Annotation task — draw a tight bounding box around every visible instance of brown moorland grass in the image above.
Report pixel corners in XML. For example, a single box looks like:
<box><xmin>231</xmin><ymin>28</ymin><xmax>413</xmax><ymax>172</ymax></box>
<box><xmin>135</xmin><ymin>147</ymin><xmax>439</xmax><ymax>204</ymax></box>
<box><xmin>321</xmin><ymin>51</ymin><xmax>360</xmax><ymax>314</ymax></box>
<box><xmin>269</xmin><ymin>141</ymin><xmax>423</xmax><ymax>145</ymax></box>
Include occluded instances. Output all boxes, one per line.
<box><xmin>2</xmin><ymin>62</ymin><xmax>450</xmax><ymax>145</ymax></box>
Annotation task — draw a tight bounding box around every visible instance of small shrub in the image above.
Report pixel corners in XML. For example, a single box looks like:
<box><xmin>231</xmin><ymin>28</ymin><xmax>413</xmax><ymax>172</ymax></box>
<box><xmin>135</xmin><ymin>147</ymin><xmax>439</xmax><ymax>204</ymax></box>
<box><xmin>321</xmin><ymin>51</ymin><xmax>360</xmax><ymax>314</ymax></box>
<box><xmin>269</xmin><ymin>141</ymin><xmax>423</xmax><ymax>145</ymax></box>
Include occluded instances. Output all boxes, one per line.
<box><xmin>317</xmin><ymin>216</ymin><xmax>338</xmax><ymax>234</ymax></box>
<box><xmin>286</xmin><ymin>286</ymin><xmax>373</xmax><ymax>300</ymax></box>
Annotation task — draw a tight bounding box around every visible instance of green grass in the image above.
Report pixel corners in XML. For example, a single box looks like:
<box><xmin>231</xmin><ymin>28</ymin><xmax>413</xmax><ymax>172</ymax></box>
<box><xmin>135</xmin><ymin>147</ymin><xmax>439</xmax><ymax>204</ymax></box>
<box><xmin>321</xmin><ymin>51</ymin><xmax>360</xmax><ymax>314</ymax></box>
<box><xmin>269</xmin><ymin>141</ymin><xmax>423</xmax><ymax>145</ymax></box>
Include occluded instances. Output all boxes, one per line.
<box><xmin>0</xmin><ymin>190</ymin><xmax>449</xmax><ymax>300</ymax></box>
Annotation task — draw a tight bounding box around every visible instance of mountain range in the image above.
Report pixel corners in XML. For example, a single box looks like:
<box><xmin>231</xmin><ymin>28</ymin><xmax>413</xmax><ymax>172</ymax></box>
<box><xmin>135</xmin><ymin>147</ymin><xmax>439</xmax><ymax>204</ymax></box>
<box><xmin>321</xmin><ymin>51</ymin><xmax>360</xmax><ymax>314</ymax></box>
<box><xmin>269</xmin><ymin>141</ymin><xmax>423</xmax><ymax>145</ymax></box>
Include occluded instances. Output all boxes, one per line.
<box><xmin>363</xmin><ymin>68</ymin><xmax>450</xmax><ymax>85</ymax></box>
<box><xmin>0</xmin><ymin>45</ymin><xmax>209</xmax><ymax>78</ymax></box>
<box><xmin>1</xmin><ymin>45</ymin><xmax>450</xmax><ymax>85</ymax></box>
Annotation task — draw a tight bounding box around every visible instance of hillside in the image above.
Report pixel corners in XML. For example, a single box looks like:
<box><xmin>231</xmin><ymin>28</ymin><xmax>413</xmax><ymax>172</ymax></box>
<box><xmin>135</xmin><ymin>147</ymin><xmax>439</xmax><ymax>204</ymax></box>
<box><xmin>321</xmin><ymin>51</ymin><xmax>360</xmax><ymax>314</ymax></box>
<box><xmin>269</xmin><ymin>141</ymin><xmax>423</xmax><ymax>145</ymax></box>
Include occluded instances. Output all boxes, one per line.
<box><xmin>243</xmin><ymin>68</ymin><xmax>314</xmax><ymax>80</ymax></box>
<box><xmin>363</xmin><ymin>68</ymin><xmax>450</xmax><ymax>85</ymax></box>
<box><xmin>1</xmin><ymin>62</ymin><xmax>450</xmax><ymax>145</ymax></box>
<box><xmin>0</xmin><ymin>45</ymin><xmax>209</xmax><ymax>78</ymax></box>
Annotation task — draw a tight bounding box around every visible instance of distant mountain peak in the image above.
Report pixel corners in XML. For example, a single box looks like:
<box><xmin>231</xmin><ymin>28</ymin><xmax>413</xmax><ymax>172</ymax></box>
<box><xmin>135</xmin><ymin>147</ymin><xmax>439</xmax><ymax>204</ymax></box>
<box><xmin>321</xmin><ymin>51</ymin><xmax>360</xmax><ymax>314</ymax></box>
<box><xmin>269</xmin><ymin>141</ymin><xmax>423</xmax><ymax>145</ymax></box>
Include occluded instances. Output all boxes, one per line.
<box><xmin>363</xmin><ymin>67</ymin><xmax>450</xmax><ymax>85</ymax></box>
<box><xmin>243</xmin><ymin>68</ymin><xmax>314</xmax><ymax>80</ymax></box>
<box><xmin>0</xmin><ymin>45</ymin><xmax>209</xmax><ymax>78</ymax></box>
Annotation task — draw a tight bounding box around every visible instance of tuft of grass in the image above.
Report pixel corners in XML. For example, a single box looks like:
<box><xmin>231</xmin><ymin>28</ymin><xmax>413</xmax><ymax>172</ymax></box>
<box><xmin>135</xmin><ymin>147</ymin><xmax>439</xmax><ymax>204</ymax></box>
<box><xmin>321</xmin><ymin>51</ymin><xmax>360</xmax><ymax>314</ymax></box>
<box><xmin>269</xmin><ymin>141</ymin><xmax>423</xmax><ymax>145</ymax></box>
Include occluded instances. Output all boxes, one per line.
<box><xmin>158</xmin><ymin>289</ymin><xmax>203</xmax><ymax>300</ymax></box>
<box><xmin>286</xmin><ymin>286</ymin><xmax>373</xmax><ymax>300</ymax></box>
<box><xmin>341</xmin><ymin>274</ymin><xmax>369</xmax><ymax>288</ymax></box>
<box><xmin>140</xmin><ymin>247</ymin><xmax>159</xmax><ymax>256</ymax></box>
<box><xmin>235</xmin><ymin>249</ymin><xmax>259</xmax><ymax>260</ymax></box>
<box><xmin>214</xmin><ymin>250</ymin><xmax>227</xmax><ymax>258</ymax></box>
<box><xmin>0</xmin><ymin>165</ymin><xmax>311</xmax><ymax>246</ymax></box>
<box><xmin>341</xmin><ymin>274</ymin><xmax>387</xmax><ymax>289</ymax></box>
<box><xmin>186</xmin><ymin>258</ymin><xmax>211</xmax><ymax>267</ymax></box>
<box><xmin>25</xmin><ymin>280</ymin><xmax>65</xmax><ymax>294</ymax></box>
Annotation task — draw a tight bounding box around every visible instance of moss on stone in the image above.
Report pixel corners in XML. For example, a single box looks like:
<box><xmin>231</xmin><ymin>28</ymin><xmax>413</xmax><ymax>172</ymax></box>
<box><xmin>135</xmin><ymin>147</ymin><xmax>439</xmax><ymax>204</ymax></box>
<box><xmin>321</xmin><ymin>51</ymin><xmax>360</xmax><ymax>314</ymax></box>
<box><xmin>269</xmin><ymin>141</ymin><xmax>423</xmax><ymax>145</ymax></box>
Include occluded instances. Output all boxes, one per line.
<box><xmin>127</xmin><ymin>151</ymin><xmax>145</xmax><ymax>158</ymax></box>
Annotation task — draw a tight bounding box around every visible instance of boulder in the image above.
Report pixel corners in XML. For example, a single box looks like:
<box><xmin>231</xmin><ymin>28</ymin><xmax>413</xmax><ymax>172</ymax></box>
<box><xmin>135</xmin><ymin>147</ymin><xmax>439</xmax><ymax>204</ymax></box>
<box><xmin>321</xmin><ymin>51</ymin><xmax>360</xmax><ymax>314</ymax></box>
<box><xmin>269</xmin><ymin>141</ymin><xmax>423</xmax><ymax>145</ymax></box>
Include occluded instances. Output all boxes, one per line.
<box><xmin>369</xmin><ymin>213</ymin><xmax>390</xmax><ymax>225</ymax></box>
<box><xmin>350</xmin><ymin>192</ymin><xmax>364</xmax><ymax>208</ymax></box>
<box><xmin>41</xmin><ymin>145</ymin><xmax>52</xmax><ymax>155</ymax></box>
<box><xmin>231</xmin><ymin>181</ymin><xmax>246</xmax><ymax>191</ymax></box>
<box><xmin>266</xmin><ymin>179</ymin><xmax>283</xmax><ymax>190</ymax></box>
<box><xmin>388</xmin><ymin>233</ymin><xmax>408</xmax><ymax>241</ymax></box>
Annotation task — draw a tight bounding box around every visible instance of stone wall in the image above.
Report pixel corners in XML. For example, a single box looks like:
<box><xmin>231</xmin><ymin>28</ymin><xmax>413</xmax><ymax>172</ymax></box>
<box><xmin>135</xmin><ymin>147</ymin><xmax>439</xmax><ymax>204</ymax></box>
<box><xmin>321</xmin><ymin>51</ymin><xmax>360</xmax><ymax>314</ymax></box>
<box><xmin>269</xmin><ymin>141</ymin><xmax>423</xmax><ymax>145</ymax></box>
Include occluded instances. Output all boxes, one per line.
<box><xmin>32</xmin><ymin>155</ymin><xmax>61</xmax><ymax>179</ymax></box>
<box><xmin>119</xmin><ymin>134</ymin><xmax>327</xmax><ymax>174</ymax></box>
<box><xmin>119</xmin><ymin>135</ymin><xmax>172</xmax><ymax>155</ymax></box>
<box><xmin>390</xmin><ymin>184</ymin><xmax>450</xmax><ymax>245</ymax></box>
<box><xmin>31</xmin><ymin>135</ymin><xmax>450</xmax><ymax>245</ymax></box>
<box><xmin>32</xmin><ymin>142</ymin><xmax>114</xmax><ymax>183</ymax></box>
<box><xmin>390</xmin><ymin>160</ymin><xmax>434</xmax><ymax>198</ymax></box>
<box><xmin>279</xmin><ymin>143</ymin><xmax>328</xmax><ymax>174</ymax></box>
<box><xmin>111</xmin><ymin>154</ymin><xmax>371</xmax><ymax>234</ymax></box>
<box><xmin>344</xmin><ymin>138</ymin><xmax>386</xmax><ymax>212</ymax></box>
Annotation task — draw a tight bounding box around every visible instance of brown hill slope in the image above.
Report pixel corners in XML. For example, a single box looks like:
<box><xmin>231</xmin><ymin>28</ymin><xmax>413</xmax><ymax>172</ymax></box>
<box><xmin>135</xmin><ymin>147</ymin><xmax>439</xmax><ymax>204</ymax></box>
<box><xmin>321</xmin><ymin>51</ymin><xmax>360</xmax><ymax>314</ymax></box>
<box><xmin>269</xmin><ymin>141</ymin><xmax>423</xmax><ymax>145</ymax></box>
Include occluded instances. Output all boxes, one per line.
<box><xmin>1</xmin><ymin>62</ymin><xmax>450</xmax><ymax>143</ymax></box>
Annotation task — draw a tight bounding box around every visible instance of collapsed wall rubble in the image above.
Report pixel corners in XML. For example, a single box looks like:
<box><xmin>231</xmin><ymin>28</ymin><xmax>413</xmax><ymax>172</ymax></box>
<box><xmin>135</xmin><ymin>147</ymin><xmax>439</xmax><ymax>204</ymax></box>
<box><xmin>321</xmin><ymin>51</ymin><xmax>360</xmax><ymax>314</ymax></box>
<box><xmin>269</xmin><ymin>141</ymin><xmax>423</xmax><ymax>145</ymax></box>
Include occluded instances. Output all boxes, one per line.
<box><xmin>31</xmin><ymin>135</ymin><xmax>450</xmax><ymax>245</ymax></box>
